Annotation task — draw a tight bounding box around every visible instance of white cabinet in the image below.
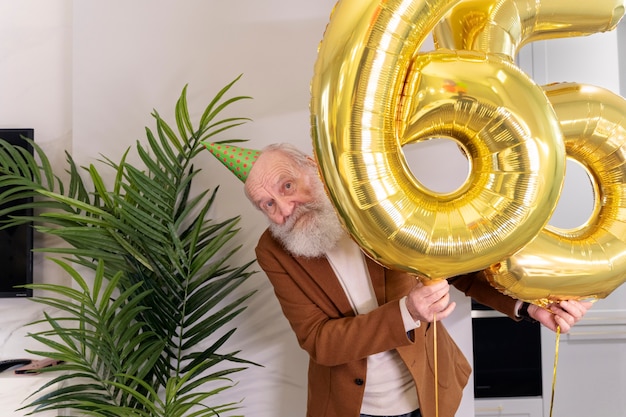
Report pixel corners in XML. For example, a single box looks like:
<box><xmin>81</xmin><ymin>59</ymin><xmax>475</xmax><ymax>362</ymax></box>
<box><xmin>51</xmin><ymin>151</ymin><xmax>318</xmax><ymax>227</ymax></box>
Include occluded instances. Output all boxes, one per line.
<box><xmin>0</xmin><ymin>372</ymin><xmax>64</xmax><ymax>416</ymax></box>
<box><xmin>473</xmin><ymin>305</ymin><xmax>626</xmax><ymax>417</ymax></box>
<box><xmin>475</xmin><ymin>397</ymin><xmax>543</xmax><ymax>417</ymax></box>
<box><xmin>540</xmin><ymin>305</ymin><xmax>626</xmax><ymax>417</ymax></box>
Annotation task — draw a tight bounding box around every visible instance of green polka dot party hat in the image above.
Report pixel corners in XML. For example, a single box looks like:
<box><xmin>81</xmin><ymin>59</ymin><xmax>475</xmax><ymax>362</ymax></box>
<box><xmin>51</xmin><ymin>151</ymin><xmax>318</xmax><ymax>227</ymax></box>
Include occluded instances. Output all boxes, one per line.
<box><xmin>202</xmin><ymin>141</ymin><xmax>260</xmax><ymax>182</ymax></box>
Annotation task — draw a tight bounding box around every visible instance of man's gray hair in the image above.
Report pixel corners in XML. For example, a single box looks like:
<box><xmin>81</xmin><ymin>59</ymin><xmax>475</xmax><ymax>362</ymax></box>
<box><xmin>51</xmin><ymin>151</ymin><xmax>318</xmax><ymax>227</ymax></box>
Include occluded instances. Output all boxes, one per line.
<box><xmin>261</xmin><ymin>143</ymin><xmax>312</xmax><ymax>167</ymax></box>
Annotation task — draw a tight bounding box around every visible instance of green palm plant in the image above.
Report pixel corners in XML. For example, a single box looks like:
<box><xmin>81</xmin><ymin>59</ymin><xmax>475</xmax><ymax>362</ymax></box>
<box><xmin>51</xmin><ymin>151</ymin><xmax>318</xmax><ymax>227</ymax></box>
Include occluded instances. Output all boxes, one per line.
<box><xmin>0</xmin><ymin>76</ymin><xmax>258</xmax><ymax>416</ymax></box>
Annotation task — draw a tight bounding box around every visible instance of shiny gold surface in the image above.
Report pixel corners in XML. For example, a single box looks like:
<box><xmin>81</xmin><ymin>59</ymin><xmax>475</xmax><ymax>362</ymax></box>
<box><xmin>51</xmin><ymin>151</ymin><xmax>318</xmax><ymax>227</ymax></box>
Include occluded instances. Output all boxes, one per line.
<box><xmin>310</xmin><ymin>0</ymin><xmax>564</xmax><ymax>279</ymax></box>
<box><xmin>310</xmin><ymin>0</ymin><xmax>626</xmax><ymax>301</ymax></box>
<box><xmin>487</xmin><ymin>83</ymin><xmax>626</xmax><ymax>305</ymax></box>
<box><xmin>434</xmin><ymin>0</ymin><xmax>626</xmax><ymax>60</ymax></box>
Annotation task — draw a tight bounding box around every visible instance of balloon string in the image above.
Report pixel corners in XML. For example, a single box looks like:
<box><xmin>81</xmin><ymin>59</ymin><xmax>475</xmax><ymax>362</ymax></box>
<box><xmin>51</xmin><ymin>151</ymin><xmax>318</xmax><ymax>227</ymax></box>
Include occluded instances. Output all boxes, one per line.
<box><xmin>548</xmin><ymin>325</ymin><xmax>561</xmax><ymax>417</ymax></box>
<box><xmin>433</xmin><ymin>313</ymin><xmax>439</xmax><ymax>417</ymax></box>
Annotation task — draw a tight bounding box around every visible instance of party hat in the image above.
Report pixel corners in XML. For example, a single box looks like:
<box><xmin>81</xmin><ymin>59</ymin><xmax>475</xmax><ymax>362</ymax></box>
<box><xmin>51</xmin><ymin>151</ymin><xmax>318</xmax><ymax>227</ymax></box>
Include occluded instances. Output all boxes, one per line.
<box><xmin>202</xmin><ymin>141</ymin><xmax>261</xmax><ymax>182</ymax></box>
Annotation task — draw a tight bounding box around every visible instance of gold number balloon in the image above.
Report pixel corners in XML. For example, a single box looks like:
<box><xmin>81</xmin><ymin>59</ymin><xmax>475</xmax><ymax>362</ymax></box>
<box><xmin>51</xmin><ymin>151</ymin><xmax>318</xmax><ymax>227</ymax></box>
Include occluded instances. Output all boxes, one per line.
<box><xmin>310</xmin><ymin>0</ymin><xmax>565</xmax><ymax>279</ymax></box>
<box><xmin>486</xmin><ymin>83</ymin><xmax>626</xmax><ymax>305</ymax></box>
<box><xmin>310</xmin><ymin>0</ymin><xmax>626</xmax><ymax>303</ymax></box>
<box><xmin>431</xmin><ymin>0</ymin><xmax>626</xmax><ymax>303</ymax></box>
<box><xmin>433</xmin><ymin>0</ymin><xmax>625</xmax><ymax>60</ymax></box>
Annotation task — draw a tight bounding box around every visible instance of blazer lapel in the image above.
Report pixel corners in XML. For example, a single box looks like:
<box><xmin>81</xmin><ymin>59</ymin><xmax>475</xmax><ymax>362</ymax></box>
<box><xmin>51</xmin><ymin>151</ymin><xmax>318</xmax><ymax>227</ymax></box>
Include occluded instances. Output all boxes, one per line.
<box><xmin>365</xmin><ymin>255</ymin><xmax>386</xmax><ymax>306</ymax></box>
<box><xmin>295</xmin><ymin>255</ymin><xmax>355</xmax><ymax>316</ymax></box>
<box><xmin>293</xmin><ymin>250</ymin><xmax>388</xmax><ymax>316</ymax></box>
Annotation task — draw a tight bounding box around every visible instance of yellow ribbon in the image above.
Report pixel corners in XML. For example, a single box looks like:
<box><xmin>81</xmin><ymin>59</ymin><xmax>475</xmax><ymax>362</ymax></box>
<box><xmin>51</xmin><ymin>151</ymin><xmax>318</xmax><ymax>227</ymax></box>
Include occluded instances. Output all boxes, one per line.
<box><xmin>433</xmin><ymin>313</ymin><xmax>439</xmax><ymax>417</ymax></box>
<box><xmin>548</xmin><ymin>325</ymin><xmax>561</xmax><ymax>417</ymax></box>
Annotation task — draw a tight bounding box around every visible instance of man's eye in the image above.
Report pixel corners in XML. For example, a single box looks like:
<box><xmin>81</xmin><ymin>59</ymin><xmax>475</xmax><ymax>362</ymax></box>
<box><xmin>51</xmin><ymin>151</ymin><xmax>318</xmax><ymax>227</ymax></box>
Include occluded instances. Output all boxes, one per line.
<box><xmin>284</xmin><ymin>182</ymin><xmax>293</xmax><ymax>191</ymax></box>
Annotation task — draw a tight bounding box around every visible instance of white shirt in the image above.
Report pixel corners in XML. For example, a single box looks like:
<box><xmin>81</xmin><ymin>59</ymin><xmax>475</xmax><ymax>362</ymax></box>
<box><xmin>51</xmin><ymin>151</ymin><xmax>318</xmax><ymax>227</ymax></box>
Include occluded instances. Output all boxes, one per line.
<box><xmin>325</xmin><ymin>233</ymin><xmax>420</xmax><ymax>415</ymax></box>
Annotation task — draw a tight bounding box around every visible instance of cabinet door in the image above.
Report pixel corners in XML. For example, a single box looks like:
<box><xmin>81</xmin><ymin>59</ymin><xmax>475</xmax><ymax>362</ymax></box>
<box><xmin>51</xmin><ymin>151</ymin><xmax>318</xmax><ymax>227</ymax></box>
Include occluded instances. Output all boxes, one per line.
<box><xmin>475</xmin><ymin>397</ymin><xmax>543</xmax><ymax>417</ymax></box>
<box><xmin>0</xmin><ymin>373</ymin><xmax>66</xmax><ymax>416</ymax></box>
<box><xmin>541</xmin><ymin>306</ymin><xmax>626</xmax><ymax>417</ymax></box>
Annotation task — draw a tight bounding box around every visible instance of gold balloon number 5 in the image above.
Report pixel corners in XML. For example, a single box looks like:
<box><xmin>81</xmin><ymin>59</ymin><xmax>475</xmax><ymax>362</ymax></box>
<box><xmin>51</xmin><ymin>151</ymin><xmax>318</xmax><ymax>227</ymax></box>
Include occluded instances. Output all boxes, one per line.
<box><xmin>310</xmin><ymin>0</ymin><xmax>626</xmax><ymax>305</ymax></box>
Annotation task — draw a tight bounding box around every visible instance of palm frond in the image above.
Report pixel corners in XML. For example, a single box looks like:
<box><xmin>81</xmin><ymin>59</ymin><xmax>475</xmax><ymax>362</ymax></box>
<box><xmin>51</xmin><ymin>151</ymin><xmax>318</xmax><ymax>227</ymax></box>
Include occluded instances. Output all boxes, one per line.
<box><xmin>1</xmin><ymin>77</ymin><xmax>258</xmax><ymax>416</ymax></box>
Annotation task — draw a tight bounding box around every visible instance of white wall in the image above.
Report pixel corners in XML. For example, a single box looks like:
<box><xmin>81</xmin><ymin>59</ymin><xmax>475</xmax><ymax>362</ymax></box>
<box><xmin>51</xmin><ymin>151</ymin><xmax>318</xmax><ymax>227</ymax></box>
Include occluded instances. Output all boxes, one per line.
<box><xmin>71</xmin><ymin>2</ymin><xmax>337</xmax><ymax>416</ymax></box>
<box><xmin>0</xmin><ymin>0</ymin><xmax>73</xmax><ymax>358</ymax></box>
<box><xmin>0</xmin><ymin>2</ymin><xmax>625</xmax><ymax>417</ymax></box>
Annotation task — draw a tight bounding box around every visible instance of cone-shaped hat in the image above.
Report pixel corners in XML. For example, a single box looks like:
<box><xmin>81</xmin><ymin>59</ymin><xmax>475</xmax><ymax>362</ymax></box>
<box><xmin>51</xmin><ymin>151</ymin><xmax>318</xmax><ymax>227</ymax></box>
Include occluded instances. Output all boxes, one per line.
<box><xmin>202</xmin><ymin>141</ymin><xmax>261</xmax><ymax>182</ymax></box>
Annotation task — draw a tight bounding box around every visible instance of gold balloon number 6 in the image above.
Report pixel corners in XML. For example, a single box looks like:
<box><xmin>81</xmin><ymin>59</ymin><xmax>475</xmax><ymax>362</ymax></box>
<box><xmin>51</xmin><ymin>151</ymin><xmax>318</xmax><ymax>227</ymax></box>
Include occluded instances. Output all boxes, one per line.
<box><xmin>310</xmin><ymin>0</ymin><xmax>626</xmax><ymax>305</ymax></box>
<box><xmin>310</xmin><ymin>0</ymin><xmax>565</xmax><ymax>279</ymax></box>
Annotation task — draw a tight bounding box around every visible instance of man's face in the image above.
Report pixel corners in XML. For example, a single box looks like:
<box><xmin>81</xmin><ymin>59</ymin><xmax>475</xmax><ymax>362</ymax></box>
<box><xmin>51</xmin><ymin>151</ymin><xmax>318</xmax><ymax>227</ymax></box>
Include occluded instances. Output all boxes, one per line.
<box><xmin>245</xmin><ymin>149</ymin><xmax>345</xmax><ymax>257</ymax></box>
<box><xmin>245</xmin><ymin>150</ymin><xmax>318</xmax><ymax>227</ymax></box>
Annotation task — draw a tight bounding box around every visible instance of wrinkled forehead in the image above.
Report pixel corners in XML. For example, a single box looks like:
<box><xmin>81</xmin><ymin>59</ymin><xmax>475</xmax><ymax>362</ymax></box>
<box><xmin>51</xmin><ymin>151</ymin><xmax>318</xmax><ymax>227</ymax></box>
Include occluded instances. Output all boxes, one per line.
<box><xmin>245</xmin><ymin>151</ymin><xmax>299</xmax><ymax>196</ymax></box>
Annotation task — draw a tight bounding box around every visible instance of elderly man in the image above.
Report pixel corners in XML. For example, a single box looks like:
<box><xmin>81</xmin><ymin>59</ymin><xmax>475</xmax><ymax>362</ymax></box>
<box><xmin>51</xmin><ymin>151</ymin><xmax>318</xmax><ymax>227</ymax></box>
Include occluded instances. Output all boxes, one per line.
<box><xmin>206</xmin><ymin>141</ymin><xmax>590</xmax><ymax>417</ymax></box>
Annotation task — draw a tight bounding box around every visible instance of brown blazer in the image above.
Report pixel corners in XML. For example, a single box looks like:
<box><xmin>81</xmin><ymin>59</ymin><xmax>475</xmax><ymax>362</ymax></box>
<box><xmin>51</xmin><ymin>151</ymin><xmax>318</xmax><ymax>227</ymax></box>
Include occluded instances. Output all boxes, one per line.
<box><xmin>255</xmin><ymin>229</ymin><xmax>519</xmax><ymax>417</ymax></box>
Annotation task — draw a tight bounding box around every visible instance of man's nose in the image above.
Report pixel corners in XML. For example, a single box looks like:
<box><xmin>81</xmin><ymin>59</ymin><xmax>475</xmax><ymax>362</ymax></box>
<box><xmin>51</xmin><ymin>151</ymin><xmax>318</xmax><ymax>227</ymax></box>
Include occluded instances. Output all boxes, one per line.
<box><xmin>275</xmin><ymin>197</ymin><xmax>295</xmax><ymax>221</ymax></box>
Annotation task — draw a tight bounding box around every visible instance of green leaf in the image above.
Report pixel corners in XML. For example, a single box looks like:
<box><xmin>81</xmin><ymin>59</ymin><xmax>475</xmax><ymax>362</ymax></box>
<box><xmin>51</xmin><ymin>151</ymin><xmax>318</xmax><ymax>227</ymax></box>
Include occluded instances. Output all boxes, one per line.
<box><xmin>2</xmin><ymin>80</ymin><xmax>259</xmax><ymax>417</ymax></box>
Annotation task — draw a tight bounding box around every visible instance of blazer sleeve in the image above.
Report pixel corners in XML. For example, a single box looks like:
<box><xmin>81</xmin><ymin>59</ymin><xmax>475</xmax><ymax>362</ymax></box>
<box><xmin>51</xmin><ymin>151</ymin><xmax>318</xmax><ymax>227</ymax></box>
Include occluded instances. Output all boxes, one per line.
<box><xmin>255</xmin><ymin>230</ymin><xmax>415</xmax><ymax>367</ymax></box>
<box><xmin>449</xmin><ymin>269</ymin><xmax>519</xmax><ymax>319</ymax></box>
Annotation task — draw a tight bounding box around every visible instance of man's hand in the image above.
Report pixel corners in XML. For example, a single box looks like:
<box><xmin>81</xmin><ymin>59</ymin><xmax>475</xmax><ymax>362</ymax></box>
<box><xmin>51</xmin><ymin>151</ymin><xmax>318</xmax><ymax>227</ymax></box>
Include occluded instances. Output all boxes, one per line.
<box><xmin>406</xmin><ymin>279</ymin><xmax>456</xmax><ymax>322</ymax></box>
<box><xmin>528</xmin><ymin>299</ymin><xmax>593</xmax><ymax>333</ymax></box>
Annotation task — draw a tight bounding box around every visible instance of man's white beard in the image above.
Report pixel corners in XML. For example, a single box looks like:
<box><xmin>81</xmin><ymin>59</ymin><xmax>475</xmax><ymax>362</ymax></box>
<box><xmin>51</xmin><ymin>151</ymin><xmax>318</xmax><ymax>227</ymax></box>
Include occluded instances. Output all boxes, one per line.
<box><xmin>269</xmin><ymin>186</ymin><xmax>345</xmax><ymax>258</ymax></box>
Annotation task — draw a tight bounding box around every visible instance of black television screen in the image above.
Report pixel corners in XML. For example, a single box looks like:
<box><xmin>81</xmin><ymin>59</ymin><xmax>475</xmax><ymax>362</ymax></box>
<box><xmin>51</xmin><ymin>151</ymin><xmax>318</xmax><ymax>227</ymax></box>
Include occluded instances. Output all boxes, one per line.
<box><xmin>0</xmin><ymin>128</ymin><xmax>34</xmax><ymax>298</ymax></box>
